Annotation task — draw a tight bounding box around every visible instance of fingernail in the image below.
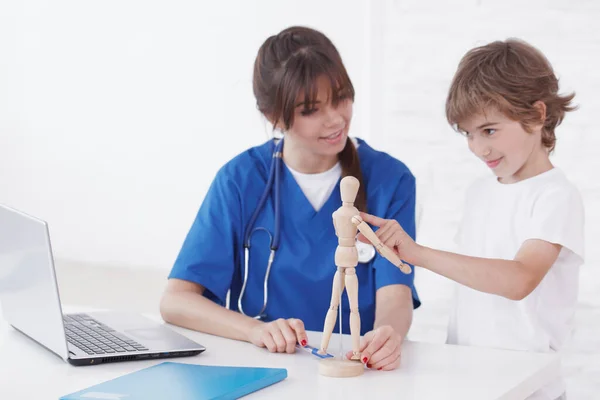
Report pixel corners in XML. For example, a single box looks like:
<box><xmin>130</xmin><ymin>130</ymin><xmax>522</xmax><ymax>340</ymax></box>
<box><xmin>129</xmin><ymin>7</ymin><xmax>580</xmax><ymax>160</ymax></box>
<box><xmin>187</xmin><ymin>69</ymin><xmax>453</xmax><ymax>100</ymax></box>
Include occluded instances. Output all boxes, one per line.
<box><xmin>362</xmin><ymin>357</ymin><xmax>368</xmax><ymax>364</ymax></box>
<box><xmin>377</xmin><ymin>367</ymin><xmax>382</xmax><ymax>371</ymax></box>
<box><xmin>301</xmin><ymin>339</ymin><xmax>307</xmax><ymax>346</ymax></box>
<box><xmin>367</xmin><ymin>363</ymin><xmax>372</xmax><ymax>368</ymax></box>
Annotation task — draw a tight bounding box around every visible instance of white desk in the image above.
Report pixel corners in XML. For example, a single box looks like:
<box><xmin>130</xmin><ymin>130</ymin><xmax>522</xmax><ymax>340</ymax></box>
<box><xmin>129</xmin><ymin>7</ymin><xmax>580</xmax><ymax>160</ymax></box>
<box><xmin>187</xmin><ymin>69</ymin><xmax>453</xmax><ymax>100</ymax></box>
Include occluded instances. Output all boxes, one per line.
<box><xmin>0</xmin><ymin>308</ymin><xmax>560</xmax><ymax>400</ymax></box>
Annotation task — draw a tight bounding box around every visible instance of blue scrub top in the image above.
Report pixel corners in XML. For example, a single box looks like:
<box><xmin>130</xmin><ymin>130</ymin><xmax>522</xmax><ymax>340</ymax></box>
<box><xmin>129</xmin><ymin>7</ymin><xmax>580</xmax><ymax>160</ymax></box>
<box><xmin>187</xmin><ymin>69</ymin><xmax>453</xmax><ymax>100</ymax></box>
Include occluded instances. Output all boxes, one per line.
<box><xmin>168</xmin><ymin>138</ymin><xmax>420</xmax><ymax>335</ymax></box>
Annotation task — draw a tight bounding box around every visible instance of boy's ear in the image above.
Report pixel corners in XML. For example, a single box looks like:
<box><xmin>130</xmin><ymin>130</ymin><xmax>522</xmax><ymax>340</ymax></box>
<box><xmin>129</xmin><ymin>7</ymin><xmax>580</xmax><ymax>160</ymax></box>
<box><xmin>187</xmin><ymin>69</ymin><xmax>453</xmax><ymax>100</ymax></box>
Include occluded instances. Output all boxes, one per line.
<box><xmin>532</xmin><ymin>101</ymin><xmax>547</xmax><ymax>131</ymax></box>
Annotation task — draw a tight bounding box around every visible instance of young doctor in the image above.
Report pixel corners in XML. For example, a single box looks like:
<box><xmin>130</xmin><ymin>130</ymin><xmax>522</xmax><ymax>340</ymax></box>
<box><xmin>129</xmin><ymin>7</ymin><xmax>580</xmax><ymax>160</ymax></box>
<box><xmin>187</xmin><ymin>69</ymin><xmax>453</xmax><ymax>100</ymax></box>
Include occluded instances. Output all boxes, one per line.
<box><xmin>357</xmin><ymin>39</ymin><xmax>584</xmax><ymax>397</ymax></box>
<box><xmin>160</xmin><ymin>26</ymin><xmax>420</xmax><ymax>371</ymax></box>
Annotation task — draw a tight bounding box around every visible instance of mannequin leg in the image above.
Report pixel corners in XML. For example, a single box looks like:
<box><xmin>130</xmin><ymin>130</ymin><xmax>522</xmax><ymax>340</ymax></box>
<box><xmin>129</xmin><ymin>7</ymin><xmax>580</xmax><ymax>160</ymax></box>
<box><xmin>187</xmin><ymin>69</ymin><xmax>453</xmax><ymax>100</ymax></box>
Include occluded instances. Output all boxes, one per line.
<box><xmin>319</xmin><ymin>267</ymin><xmax>345</xmax><ymax>355</ymax></box>
<box><xmin>344</xmin><ymin>268</ymin><xmax>361</xmax><ymax>360</ymax></box>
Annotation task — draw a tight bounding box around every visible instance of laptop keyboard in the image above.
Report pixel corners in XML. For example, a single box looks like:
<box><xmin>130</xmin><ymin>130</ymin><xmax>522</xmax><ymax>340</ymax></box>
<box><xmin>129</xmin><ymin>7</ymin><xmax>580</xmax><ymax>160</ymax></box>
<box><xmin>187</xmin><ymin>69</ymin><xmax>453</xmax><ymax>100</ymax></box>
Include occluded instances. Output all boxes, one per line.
<box><xmin>63</xmin><ymin>313</ymin><xmax>149</xmax><ymax>355</ymax></box>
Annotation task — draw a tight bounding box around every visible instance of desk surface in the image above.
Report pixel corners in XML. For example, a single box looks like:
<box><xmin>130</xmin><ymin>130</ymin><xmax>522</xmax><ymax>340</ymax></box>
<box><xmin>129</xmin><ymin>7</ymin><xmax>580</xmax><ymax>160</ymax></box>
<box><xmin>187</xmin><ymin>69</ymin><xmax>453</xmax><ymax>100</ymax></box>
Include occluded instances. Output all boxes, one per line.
<box><xmin>0</xmin><ymin>308</ymin><xmax>559</xmax><ymax>400</ymax></box>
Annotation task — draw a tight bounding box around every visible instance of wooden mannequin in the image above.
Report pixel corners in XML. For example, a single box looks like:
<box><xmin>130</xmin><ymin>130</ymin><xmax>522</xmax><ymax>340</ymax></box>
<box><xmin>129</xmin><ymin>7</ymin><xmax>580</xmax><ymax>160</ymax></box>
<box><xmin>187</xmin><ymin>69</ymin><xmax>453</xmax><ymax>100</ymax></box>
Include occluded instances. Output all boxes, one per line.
<box><xmin>317</xmin><ymin>176</ymin><xmax>412</xmax><ymax>378</ymax></box>
<box><xmin>318</xmin><ymin>176</ymin><xmax>364</xmax><ymax>377</ymax></box>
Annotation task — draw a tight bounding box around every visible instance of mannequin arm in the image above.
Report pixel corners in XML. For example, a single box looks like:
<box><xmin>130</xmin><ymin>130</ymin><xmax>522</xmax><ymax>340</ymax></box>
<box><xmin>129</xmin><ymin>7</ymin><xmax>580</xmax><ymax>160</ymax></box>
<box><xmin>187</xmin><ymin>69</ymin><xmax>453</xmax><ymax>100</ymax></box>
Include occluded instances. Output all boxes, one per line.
<box><xmin>351</xmin><ymin>215</ymin><xmax>412</xmax><ymax>274</ymax></box>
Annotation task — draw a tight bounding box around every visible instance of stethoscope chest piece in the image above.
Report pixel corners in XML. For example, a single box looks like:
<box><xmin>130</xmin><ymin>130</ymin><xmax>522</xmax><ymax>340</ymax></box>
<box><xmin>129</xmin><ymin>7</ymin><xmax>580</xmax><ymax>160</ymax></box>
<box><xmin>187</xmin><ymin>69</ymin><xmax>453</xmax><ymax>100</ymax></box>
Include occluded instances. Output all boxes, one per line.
<box><xmin>356</xmin><ymin>240</ymin><xmax>376</xmax><ymax>263</ymax></box>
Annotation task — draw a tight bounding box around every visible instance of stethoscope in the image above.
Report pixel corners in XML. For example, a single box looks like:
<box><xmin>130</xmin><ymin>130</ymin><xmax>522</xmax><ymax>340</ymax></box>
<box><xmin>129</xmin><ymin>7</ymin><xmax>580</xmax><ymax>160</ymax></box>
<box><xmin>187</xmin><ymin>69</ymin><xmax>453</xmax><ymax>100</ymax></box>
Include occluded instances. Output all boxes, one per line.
<box><xmin>238</xmin><ymin>137</ymin><xmax>376</xmax><ymax>320</ymax></box>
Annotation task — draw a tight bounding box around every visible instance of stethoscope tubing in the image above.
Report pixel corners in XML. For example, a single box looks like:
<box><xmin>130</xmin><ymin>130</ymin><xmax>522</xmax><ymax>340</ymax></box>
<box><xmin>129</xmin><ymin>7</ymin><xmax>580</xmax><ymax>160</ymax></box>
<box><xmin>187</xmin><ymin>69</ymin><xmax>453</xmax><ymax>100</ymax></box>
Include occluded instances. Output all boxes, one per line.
<box><xmin>243</xmin><ymin>138</ymin><xmax>283</xmax><ymax>250</ymax></box>
<box><xmin>239</xmin><ymin>138</ymin><xmax>283</xmax><ymax>319</ymax></box>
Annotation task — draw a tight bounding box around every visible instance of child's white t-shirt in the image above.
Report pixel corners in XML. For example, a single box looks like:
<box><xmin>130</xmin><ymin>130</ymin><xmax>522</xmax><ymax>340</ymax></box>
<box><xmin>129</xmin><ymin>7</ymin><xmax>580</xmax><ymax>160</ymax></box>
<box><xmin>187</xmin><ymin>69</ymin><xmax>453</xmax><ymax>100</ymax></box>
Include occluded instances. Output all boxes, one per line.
<box><xmin>447</xmin><ymin>167</ymin><xmax>585</xmax><ymax>400</ymax></box>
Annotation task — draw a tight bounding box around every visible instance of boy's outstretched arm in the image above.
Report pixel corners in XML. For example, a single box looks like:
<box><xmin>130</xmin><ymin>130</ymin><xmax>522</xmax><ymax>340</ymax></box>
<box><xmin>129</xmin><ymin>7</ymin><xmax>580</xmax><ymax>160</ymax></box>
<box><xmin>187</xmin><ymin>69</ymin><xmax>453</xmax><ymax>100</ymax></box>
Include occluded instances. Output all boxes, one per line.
<box><xmin>358</xmin><ymin>212</ymin><xmax>561</xmax><ymax>301</ymax></box>
<box><xmin>416</xmin><ymin>239</ymin><xmax>561</xmax><ymax>300</ymax></box>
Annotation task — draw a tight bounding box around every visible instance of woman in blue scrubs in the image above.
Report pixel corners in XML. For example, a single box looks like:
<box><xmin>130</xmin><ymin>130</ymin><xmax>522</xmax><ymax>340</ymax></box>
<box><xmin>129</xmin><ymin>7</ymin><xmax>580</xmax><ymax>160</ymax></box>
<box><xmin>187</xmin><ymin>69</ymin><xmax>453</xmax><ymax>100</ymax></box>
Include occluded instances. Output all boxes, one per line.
<box><xmin>160</xmin><ymin>26</ymin><xmax>420</xmax><ymax>371</ymax></box>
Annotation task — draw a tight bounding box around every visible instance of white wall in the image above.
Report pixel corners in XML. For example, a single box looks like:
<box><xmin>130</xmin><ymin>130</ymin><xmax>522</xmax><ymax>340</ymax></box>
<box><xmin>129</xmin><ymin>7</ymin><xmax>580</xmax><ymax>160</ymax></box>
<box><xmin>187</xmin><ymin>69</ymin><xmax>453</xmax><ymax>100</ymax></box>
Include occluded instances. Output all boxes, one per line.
<box><xmin>0</xmin><ymin>0</ymin><xmax>374</xmax><ymax>270</ymax></box>
<box><xmin>1</xmin><ymin>0</ymin><xmax>598</xmax><ymax>309</ymax></box>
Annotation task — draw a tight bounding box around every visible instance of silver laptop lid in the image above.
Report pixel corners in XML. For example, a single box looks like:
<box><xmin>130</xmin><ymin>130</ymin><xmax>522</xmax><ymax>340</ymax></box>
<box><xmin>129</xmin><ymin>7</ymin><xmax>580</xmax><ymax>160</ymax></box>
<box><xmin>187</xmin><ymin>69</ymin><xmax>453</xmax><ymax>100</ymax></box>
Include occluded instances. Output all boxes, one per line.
<box><xmin>0</xmin><ymin>204</ymin><xmax>69</xmax><ymax>361</ymax></box>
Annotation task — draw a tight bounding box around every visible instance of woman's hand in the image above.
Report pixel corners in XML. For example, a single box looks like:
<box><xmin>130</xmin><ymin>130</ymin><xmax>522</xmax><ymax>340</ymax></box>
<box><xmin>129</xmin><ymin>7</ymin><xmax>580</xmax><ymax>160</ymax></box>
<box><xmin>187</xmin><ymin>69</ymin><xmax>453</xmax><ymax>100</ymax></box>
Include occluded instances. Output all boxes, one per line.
<box><xmin>347</xmin><ymin>325</ymin><xmax>403</xmax><ymax>371</ymax></box>
<box><xmin>248</xmin><ymin>318</ymin><xmax>308</xmax><ymax>353</ymax></box>
<box><xmin>357</xmin><ymin>212</ymin><xmax>420</xmax><ymax>265</ymax></box>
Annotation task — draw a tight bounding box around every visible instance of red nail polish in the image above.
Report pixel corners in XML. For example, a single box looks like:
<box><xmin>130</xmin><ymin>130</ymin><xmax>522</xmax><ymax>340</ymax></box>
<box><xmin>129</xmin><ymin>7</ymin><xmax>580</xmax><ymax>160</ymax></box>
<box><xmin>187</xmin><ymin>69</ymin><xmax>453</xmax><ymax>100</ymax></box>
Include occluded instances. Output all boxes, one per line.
<box><xmin>377</xmin><ymin>367</ymin><xmax>382</xmax><ymax>371</ymax></box>
<box><xmin>362</xmin><ymin>357</ymin><xmax>368</xmax><ymax>363</ymax></box>
<box><xmin>301</xmin><ymin>340</ymin><xmax>307</xmax><ymax>346</ymax></box>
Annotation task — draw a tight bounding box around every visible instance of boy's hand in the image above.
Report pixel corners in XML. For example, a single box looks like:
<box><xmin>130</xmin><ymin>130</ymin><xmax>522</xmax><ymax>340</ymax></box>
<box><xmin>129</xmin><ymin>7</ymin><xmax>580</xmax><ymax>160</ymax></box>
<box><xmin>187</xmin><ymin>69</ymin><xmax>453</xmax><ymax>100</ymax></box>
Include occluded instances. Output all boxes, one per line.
<box><xmin>248</xmin><ymin>318</ymin><xmax>308</xmax><ymax>353</ymax></box>
<box><xmin>357</xmin><ymin>212</ymin><xmax>420</xmax><ymax>265</ymax></box>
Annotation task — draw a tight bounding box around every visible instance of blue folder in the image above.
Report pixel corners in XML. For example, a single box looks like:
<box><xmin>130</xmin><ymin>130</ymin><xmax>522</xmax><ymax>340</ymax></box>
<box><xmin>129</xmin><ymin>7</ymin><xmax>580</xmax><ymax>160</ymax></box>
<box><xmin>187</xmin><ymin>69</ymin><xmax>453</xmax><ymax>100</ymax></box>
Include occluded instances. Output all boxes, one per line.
<box><xmin>60</xmin><ymin>362</ymin><xmax>288</xmax><ymax>400</ymax></box>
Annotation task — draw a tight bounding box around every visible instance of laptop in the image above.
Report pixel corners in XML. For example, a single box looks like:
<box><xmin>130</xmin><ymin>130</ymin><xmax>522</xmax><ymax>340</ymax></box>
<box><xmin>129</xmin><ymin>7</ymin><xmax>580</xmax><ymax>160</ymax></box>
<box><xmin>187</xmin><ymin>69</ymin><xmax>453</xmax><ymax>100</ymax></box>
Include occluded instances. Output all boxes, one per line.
<box><xmin>0</xmin><ymin>203</ymin><xmax>206</xmax><ymax>366</ymax></box>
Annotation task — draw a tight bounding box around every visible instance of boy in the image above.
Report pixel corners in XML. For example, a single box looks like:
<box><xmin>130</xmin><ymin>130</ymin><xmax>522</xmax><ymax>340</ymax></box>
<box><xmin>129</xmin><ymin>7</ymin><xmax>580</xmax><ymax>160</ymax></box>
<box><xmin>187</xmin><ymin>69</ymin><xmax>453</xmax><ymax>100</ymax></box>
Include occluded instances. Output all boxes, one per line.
<box><xmin>360</xmin><ymin>39</ymin><xmax>584</xmax><ymax>400</ymax></box>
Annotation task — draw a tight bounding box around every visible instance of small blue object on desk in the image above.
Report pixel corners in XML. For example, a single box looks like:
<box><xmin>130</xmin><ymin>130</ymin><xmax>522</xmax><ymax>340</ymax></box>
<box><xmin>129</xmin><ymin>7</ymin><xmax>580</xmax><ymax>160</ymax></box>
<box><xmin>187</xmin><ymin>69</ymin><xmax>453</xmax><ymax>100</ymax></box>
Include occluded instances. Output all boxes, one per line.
<box><xmin>59</xmin><ymin>362</ymin><xmax>288</xmax><ymax>400</ymax></box>
<box><xmin>295</xmin><ymin>343</ymin><xmax>333</xmax><ymax>359</ymax></box>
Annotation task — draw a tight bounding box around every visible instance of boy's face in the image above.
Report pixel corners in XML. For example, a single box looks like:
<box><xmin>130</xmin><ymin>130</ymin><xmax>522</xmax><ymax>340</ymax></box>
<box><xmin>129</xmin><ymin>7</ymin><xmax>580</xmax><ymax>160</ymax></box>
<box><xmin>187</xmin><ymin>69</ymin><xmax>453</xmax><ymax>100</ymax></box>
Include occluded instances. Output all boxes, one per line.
<box><xmin>456</xmin><ymin>108</ymin><xmax>547</xmax><ymax>183</ymax></box>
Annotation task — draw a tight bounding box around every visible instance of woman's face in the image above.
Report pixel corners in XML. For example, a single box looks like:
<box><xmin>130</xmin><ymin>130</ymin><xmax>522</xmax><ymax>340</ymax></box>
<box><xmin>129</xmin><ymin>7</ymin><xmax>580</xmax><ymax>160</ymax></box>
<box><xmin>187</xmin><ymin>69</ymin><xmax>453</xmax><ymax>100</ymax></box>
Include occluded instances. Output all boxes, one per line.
<box><xmin>284</xmin><ymin>75</ymin><xmax>353</xmax><ymax>160</ymax></box>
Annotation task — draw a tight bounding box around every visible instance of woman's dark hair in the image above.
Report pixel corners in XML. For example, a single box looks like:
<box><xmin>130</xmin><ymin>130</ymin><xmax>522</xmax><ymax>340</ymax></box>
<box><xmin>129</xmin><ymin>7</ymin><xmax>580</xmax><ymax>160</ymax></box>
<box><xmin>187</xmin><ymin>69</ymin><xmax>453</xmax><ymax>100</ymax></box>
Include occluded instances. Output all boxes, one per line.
<box><xmin>252</xmin><ymin>26</ymin><xmax>367</xmax><ymax>211</ymax></box>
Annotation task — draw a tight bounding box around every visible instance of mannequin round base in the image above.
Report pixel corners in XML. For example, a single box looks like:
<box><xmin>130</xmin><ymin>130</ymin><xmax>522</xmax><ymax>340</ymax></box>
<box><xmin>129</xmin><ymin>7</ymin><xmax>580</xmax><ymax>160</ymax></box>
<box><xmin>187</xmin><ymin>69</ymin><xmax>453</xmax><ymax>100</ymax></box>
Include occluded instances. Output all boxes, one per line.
<box><xmin>318</xmin><ymin>358</ymin><xmax>364</xmax><ymax>377</ymax></box>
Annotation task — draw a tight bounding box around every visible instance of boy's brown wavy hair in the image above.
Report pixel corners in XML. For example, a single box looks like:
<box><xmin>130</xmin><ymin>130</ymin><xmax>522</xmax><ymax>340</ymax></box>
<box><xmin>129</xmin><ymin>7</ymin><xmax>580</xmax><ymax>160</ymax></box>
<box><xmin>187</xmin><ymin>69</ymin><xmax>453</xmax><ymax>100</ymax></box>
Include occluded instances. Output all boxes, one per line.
<box><xmin>446</xmin><ymin>39</ymin><xmax>577</xmax><ymax>153</ymax></box>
